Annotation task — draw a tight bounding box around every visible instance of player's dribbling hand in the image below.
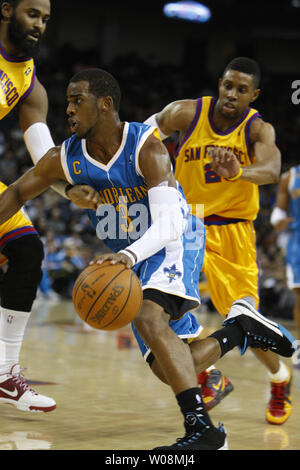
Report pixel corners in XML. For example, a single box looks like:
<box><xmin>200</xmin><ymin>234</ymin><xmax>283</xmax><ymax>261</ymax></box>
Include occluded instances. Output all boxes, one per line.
<box><xmin>208</xmin><ymin>148</ymin><xmax>241</xmax><ymax>180</ymax></box>
<box><xmin>67</xmin><ymin>184</ymin><xmax>101</xmax><ymax>210</ymax></box>
<box><xmin>89</xmin><ymin>252</ymin><xmax>134</xmax><ymax>269</ymax></box>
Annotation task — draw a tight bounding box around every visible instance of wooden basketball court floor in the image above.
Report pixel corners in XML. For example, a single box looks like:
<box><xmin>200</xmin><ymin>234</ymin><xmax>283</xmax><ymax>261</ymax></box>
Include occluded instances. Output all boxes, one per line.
<box><xmin>1</xmin><ymin>298</ymin><xmax>300</xmax><ymax>451</ymax></box>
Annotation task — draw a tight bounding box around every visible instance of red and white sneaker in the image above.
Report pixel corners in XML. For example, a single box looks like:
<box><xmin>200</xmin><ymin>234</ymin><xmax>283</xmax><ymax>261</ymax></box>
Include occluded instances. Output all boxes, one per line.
<box><xmin>0</xmin><ymin>364</ymin><xmax>56</xmax><ymax>413</ymax></box>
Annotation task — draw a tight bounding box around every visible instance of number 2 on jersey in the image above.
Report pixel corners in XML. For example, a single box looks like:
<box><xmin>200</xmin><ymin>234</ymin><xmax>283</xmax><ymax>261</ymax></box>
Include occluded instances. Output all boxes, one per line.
<box><xmin>204</xmin><ymin>163</ymin><xmax>221</xmax><ymax>183</ymax></box>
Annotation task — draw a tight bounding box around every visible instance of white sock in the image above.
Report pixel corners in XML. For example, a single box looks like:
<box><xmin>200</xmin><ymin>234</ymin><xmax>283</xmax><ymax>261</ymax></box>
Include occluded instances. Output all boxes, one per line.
<box><xmin>0</xmin><ymin>307</ymin><xmax>31</xmax><ymax>374</ymax></box>
<box><xmin>268</xmin><ymin>360</ymin><xmax>290</xmax><ymax>383</ymax></box>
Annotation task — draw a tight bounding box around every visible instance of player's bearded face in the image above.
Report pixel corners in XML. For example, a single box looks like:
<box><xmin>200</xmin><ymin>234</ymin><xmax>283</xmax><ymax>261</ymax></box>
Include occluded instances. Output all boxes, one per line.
<box><xmin>7</xmin><ymin>13</ymin><xmax>42</xmax><ymax>58</ymax></box>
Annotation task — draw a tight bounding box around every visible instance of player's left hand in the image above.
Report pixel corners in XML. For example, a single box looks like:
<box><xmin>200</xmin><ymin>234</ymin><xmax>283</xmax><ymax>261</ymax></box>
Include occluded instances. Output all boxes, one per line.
<box><xmin>208</xmin><ymin>147</ymin><xmax>241</xmax><ymax>180</ymax></box>
<box><xmin>67</xmin><ymin>184</ymin><xmax>101</xmax><ymax>210</ymax></box>
<box><xmin>89</xmin><ymin>252</ymin><xmax>134</xmax><ymax>269</ymax></box>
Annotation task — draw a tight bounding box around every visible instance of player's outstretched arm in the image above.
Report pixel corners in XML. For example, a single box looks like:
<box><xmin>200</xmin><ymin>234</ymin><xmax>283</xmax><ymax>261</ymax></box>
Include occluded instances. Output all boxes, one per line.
<box><xmin>0</xmin><ymin>147</ymin><xmax>64</xmax><ymax>225</ymax></box>
<box><xmin>0</xmin><ymin>147</ymin><xmax>101</xmax><ymax>225</ymax></box>
<box><xmin>209</xmin><ymin>120</ymin><xmax>281</xmax><ymax>185</ymax></box>
<box><xmin>120</xmin><ymin>136</ymin><xmax>185</xmax><ymax>264</ymax></box>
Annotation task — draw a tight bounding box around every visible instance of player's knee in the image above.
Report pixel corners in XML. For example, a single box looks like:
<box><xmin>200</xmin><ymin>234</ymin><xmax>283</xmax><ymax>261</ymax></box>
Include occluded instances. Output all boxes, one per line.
<box><xmin>133</xmin><ymin>300</ymin><xmax>168</xmax><ymax>338</ymax></box>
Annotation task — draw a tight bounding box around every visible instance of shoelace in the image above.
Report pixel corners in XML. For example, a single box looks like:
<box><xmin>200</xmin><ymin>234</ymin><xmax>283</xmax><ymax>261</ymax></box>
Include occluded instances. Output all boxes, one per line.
<box><xmin>246</xmin><ymin>332</ymin><xmax>277</xmax><ymax>351</ymax></box>
<box><xmin>175</xmin><ymin>427</ymin><xmax>209</xmax><ymax>447</ymax></box>
<box><xmin>270</xmin><ymin>383</ymin><xmax>286</xmax><ymax>410</ymax></box>
<box><xmin>11</xmin><ymin>368</ymin><xmax>38</xmax><ymax>396</ymax></box>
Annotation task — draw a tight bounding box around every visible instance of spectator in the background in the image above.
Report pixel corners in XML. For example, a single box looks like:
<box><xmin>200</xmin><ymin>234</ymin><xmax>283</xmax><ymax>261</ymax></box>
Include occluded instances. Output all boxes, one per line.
<box><xmin>41</xmin><ymin>239</ymin><xmax>83</xmax><ymax>299</ymax></box>
<box><xmin>0</xmin><ymin>149</ymin><xmax>18</xmax><ymax>184</ymax></box>
<box><xmin>47</xmin><ymin>207</ymin><xmax>68</xmax><ymax>236</ymax></box>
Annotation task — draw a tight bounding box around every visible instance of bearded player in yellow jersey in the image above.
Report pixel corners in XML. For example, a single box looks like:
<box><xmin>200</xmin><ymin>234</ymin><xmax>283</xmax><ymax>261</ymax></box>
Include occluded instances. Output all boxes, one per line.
<box><xmin>0</xmin><ymin>0</ymin><xmax>99</xmax><ymax>413</ymax></box>
<box><xmin>145</xmin><ymin>57</ymin><xmax>292</xmax><ymax>425</ymax></box>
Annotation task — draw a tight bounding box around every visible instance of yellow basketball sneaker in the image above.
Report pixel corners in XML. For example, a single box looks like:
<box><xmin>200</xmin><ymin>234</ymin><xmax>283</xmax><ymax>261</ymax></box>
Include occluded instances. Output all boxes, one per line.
<box><xmin>266</xmin><ymin>370</ymin><xmax>292</xmax><ymax>425</ymax></box>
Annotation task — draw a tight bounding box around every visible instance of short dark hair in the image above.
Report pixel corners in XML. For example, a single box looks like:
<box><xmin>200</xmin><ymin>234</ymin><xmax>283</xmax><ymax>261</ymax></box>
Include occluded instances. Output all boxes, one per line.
<box><xmin>0</xmin><ymin>0</ymin><xmax>19</xmax><ymax>20</ymax></box>
<box><xmin>223</xmin><ymin>57</ymin><xmax>261</xmax><ymax>88</ymax></box>
<box><xmin>70</xmin><ymin>68</ymin><xmax>121</xmax><ymax>111</ymax></box>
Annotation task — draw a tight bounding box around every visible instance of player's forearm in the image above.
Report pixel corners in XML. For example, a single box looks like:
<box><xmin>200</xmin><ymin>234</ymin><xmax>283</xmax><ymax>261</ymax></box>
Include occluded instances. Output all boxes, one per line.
<box><xmin>0</xmin><ymin>185</ymin><xmax>23</xmax><ymax>225</ymax></box>
<box><xmin>47</xmin><ymin>180</ymin><xmax>70</xmax><ymax>198</ymax></box>
<box><xmin>240</xmin><ymin>164</ymin><xmax>279</xmax><ymax>185</ymax></box>
<box><xmin>120</xmin><ymin>186</ymin><xmax>185</xmax><ymax>265</ymax></box>
<box><xmin>121</xmin><ymin>214</ymin><xmax>180</xmax><ymax>264</ymax></box>
<box><xmin>241</xmin><ymin>143</ymin><xmax>281</xmax><ymax>185</ymax></box>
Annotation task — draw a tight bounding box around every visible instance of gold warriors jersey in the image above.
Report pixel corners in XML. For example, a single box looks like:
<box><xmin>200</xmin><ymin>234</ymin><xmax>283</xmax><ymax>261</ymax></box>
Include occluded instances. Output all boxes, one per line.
<box><xmin>0</xmin><ymin>181</ymin><xmax>37</xmax><ymax>253</ymax></box>
<box><xmin>0</xmin><ymin>40</ymin><xmax>35</xmax><ymax>120</ymax></box>
<box><xmin>174</xmin><ymin>96</ymin><xmax>261</xmax><ymax>220</ymax></box>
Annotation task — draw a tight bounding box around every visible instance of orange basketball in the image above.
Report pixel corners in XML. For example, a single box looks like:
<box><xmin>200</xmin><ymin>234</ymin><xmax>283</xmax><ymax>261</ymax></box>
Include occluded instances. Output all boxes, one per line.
<box><xmin>72</xmin><ymin>261</ymin><xmax>143</xmax><ymax>330</ymax></box>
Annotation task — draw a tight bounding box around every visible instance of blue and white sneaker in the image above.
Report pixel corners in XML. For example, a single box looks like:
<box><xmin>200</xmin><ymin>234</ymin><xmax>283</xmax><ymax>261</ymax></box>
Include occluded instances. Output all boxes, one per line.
<box><xmin>153</xmin><ymin>423</ymin><xmax>228</xmax><ymax>450</ymax></box>
<box><xmin>223</xmin><ymin>299</ymin><xmax>297</xmax><ymax>358</ymax></box>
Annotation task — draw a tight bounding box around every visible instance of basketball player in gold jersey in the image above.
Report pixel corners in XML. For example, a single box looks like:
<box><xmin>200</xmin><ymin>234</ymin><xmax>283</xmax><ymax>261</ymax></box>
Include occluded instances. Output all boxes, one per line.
<box><xmin>144</xmin><ymin>57</ymin><xmax>292</xmax><ymax>425</ymax></box>
<box><xmin>0</xmin><ymin>0</ymin><xmax>99</xmax><ymax>412</ymax></box>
